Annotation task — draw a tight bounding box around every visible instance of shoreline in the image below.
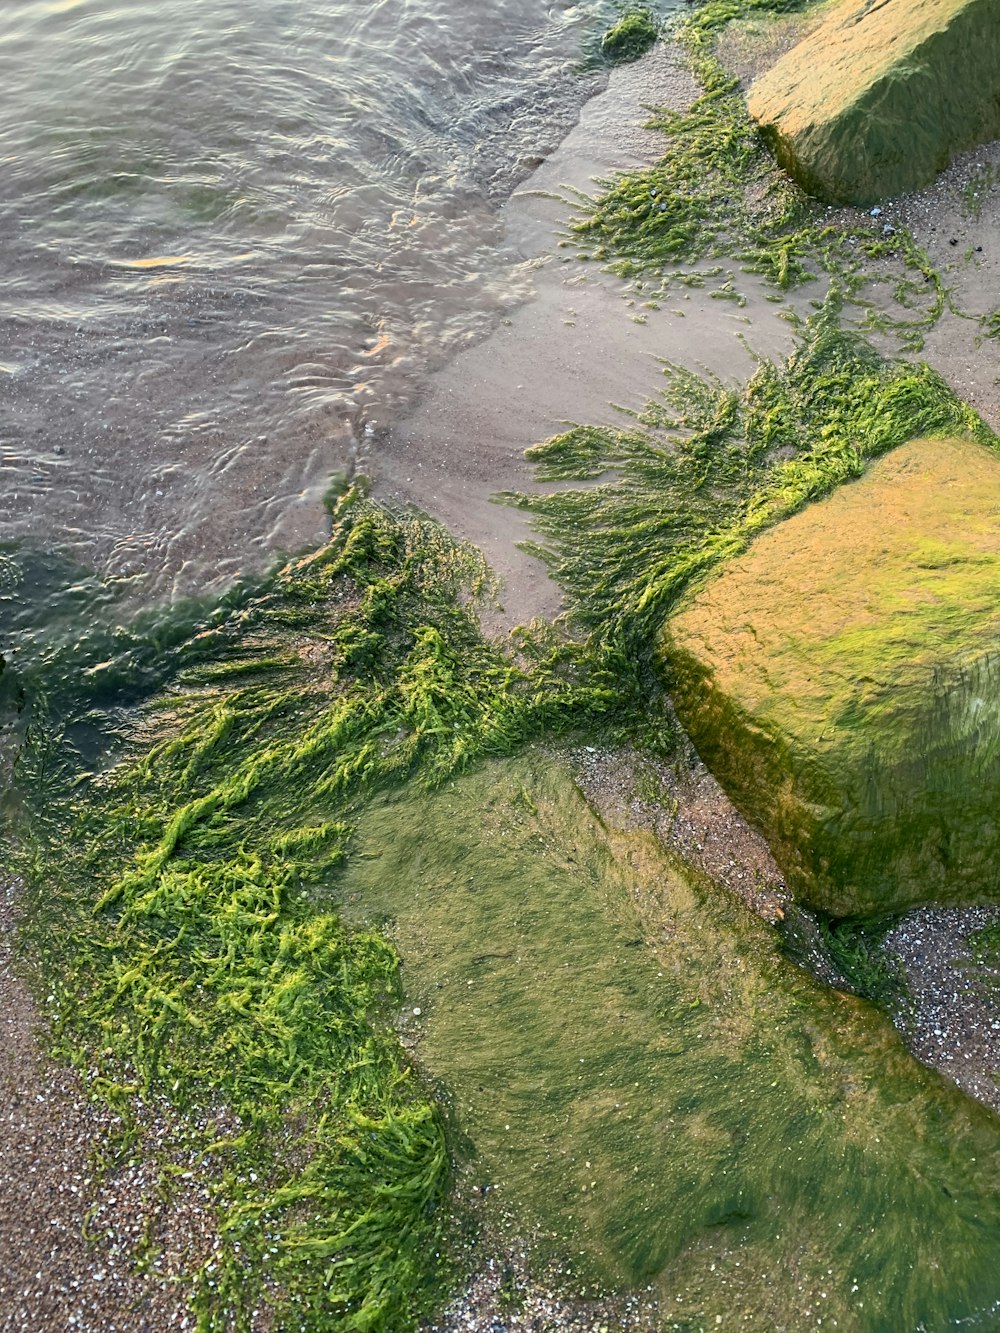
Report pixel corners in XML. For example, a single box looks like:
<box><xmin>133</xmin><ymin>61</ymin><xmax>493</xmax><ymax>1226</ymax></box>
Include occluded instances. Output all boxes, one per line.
<box><xmin>373</xmin><ymin>40</ymin><xmax>812</xmax><ymax>632</ymax></box>
<box><xmin>7</xmin><ymin>13</ymin><xmax>1000</xmax><ymax>1332</ymax></box>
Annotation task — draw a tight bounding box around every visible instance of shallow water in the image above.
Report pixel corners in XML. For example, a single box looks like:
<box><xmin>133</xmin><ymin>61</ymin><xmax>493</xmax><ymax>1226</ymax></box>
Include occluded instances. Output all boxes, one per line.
<box><xmin>0</xmin><ymin>0</ymin><xmax>652</xmax><ymax>603</ymax></box>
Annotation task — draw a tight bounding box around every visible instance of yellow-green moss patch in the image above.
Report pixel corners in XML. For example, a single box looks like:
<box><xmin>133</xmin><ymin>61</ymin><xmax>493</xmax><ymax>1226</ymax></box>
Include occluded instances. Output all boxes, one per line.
<box><xmin>748</xmin><ymin>0</ymin><xmax>1000</xmax><ymax>204</ymax></box>
<box><xmin>666</xmin><ymin>435</ymin><xmax>1000</xmax><ymax>917</ymax></box>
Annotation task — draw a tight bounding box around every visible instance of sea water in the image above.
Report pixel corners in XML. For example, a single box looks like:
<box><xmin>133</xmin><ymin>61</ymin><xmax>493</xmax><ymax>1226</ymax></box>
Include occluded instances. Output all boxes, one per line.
<box><xmin>0</xmin><ymin>0</ymin><xmax>622</xmax><ymax>602</ymax></box>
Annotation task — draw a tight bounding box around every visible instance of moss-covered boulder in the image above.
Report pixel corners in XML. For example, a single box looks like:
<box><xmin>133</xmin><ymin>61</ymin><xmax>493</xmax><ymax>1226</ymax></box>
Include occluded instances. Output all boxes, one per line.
<box><xmin>665</xmin><ymin>436</ymin><xmax>1000</xmax><ymax>917</ymax></box>
<box><xmin>746</xmin><ymin>0</ymin><xmax>1000</xmax><ymax>204</ymax></box>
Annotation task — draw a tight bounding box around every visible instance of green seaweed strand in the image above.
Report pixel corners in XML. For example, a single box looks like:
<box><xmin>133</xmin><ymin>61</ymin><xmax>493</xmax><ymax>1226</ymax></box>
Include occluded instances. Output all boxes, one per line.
<box><xmin>9</xmin><ymin>498</ymin><xmax>638</xmax><ymax>1330</ymax></box>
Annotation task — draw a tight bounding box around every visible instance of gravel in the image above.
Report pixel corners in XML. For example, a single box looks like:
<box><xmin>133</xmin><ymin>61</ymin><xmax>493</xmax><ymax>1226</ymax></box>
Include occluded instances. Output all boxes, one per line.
<box><xmin>0</xmin><ymin>872</ymin><xmax>221</xmax><ymax>1333</ymax></box>
<box><xmin>884</xmin><ymin>905</ymin><xmax>1000</xmax><ymax>1115</ymax></box>
<box><xmin>571</xmin><ymin>731</ymin><xmax>790</xmax><ymax>925</ymax></box>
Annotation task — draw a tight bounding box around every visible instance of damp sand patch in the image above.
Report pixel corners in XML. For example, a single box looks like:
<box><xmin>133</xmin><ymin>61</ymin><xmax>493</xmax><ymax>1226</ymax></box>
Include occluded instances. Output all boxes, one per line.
<box><xmin>375</xmin><ymin>41</ymin><xmax>809</xmax><ymax>632</ymax></box>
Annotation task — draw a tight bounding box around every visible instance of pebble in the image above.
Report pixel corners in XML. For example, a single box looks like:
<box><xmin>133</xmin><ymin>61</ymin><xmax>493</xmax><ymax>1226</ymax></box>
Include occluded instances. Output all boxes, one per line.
<box><xmin>885</xmin><ymin>905</ymin><xmax>1000</xmax><ymax>1115</ymax></box>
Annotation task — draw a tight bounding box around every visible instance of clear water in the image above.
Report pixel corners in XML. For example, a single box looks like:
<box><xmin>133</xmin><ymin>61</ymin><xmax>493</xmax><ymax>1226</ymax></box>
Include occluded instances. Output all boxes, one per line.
<box><xmin>0</xmin><ymin>0</ymin><xmax>612</xmax><ymax>602</ymax></box>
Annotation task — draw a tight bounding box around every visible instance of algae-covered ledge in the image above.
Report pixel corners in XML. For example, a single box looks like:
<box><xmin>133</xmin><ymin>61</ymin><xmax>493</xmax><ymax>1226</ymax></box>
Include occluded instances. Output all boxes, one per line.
<box><xmin>664</xmin><ymin>435</ymin><xmax>1000</xmax><ymax>918</ymax></box>
<box><xmin>748</xmin><ymin>0</ymin><xmax>1000</xmax><ymax>204</ymax></box>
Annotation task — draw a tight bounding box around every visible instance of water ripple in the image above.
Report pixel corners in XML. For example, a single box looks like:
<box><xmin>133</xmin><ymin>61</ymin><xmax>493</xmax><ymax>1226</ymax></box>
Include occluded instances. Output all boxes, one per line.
<box><xmin>0</xmin><ymin>0</ymin><xmax>608</xmax><ymax>600</ymax></box>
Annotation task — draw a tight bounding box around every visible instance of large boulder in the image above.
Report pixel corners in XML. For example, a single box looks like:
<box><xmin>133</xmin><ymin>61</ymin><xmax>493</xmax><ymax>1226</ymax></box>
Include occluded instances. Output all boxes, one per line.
<box><xmin>746</xmin><ymin>0</ymin><xmax>1000</xmax><ymax>205</ymax></box>
<box><xmin>664</xmin><ymin>436</ymin><xmax>1000</xmax><ymax>917</ymax></box>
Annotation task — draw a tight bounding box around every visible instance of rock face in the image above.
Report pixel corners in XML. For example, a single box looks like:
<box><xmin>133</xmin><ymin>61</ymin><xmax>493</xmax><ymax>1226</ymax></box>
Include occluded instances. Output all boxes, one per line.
<box><xmin>665</xmin><ymin>436</ymin><xmax>1000</xmax><ymax>917</ymax></box>
<box><xmin>747</xmin><ymin>0</ymin><xmax>1000</xmax><ymax>205</ymax></box>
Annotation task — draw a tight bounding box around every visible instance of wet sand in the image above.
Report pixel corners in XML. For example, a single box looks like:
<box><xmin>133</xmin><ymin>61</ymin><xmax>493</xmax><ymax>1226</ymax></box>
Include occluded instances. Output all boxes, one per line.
<box><xmin>374</xmin><ymin>42</ymin><xmax>811</xmax><ymax>629</ymax></box>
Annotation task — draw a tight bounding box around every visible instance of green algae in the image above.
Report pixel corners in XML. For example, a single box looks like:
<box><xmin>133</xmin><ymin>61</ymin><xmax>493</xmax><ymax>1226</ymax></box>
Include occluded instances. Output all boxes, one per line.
<box><xmin>816</xmin><ymin>915</ymin><xmax>909</xmax><ymax>1010</ymax></box>
<box><xmin>600</xmin><ymin>8</ymin><xmax>658</xmax><ymax>63</ymax></box>
<box><xmin>6</xmin><ymin>496</ymin><xmax>641</xmax><ymax>1331</ymax></box>
<box><xmin>9</xmin><ymin>396</ymin><xmax>1000</xmax><ymax>1328</ymax></box>
<box><xmin>9</xmin><ymin>296</ymin><xmax>998</xmax><ymax>1325</ymax></box>
<box><xmin>505</xmin><ymin>302</ymin><xmax>989</xmax><ymax>663</ymax></box>
<box><xmin>569</xmin><ymin>0</ymin><xmax>946</xmax><ymax>349</ymax></box>
<box><xmin>340</xmin><ymin>750</ymin><xmax>1000</xmax><ymax>1330</ymax></box>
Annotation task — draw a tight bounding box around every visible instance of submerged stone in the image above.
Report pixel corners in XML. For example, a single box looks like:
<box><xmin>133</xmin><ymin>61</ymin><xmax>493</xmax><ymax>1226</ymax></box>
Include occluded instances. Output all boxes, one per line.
<box><xmin>665</xmin><ymin>436</ymin><xmax>1000</xmax><ymax>917</ymax></box>
<box><xmin>746</xmin><ymin>0</ymin><xmax>1000</xmax><ymax>204</ymax></box>
<box><xmin>341</xmin><ymin>751</ymin><xmax>1000</xmax><ymax>1328</ymax></box>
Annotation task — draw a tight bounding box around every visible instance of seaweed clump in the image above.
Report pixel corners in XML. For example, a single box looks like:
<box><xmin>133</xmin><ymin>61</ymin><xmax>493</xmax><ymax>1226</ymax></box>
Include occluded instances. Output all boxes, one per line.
<box><xmin>571</xmin><ymin>0</ymin><xmax>945</xmax><ymax>348</ymax></box>
<box><xmin>7</xmin><ymin>496</ymin><xmax>636</xmax><ymax>1330</ymax></box>
<box><xmin>600</xmin><ymin>8</ymin><xmax>658</xmax><ymax>63</ymax></box>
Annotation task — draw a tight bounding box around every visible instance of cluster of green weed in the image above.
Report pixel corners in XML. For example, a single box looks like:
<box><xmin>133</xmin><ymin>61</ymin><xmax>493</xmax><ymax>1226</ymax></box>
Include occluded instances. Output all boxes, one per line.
<box><xmin>600</xmin><ymin>7</ymin><xmax>658</xmax><ymax>63</ymax></box>
<box><xmin>8</xmin><ymin>496</ymin><xmax>659</xmax><ymax>1331</ymax></box>
<box><xmin>504</xmin><ymin>300</ymin><xmax>992</xmax><ymax>660</ymax></box>
<box><xmin>18</xmin><ymin>305</ymin><xmax>978</xmax><ymax>1322</ymax></box>
<box><xmin>569</xmin><ymin>0</ymin><xmax>943</xmax><ymax>348</ymax></box>
<box><xmin>817</xmin><ymin>915</ymin><xmax>908</xmax><ymax>1010</ymax></box>
<box><xmin>968</xmin><ymin>921</ymin><xmax>1000</xmax><ymax>968</ymax></box>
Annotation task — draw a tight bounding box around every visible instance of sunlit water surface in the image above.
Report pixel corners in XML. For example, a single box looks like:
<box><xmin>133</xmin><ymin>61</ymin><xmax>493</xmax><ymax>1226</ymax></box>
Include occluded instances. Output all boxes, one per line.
<box><xmin>0</xmin><ymin>0</ymin><xmax>614</xmax><ymax>603</ymax></box>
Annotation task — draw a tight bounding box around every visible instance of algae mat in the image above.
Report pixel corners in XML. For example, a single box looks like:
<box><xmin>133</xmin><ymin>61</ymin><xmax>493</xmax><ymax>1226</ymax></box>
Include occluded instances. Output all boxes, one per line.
<box><xmin>666</xmin><ymin>435</ymin><xmax>1000</xmax><ymax>919</ymax></box>
<box><xmin>340</xmin><ymin>750</ymin><xmax>1000</xmax><ymax>1330</ymax></box>
<box><xmin>748</xmin><ymin>0</ymin><xmax>1000</xmax><ymax>204</ymax></box>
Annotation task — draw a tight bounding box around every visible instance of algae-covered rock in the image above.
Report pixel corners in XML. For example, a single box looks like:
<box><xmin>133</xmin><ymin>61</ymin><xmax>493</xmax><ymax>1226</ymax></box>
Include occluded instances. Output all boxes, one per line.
<box><xmin>343</xmin><ymin>751</ymin><xmax>1000</xmax><ymax>1328</ymax></box>
<box><xmin>747</xmin><ymin>0</ymin><xmax>1000</xmax><ymax>204</ymax></box>
<box><xmin>665</xmin><ymin>436</ymin><xmax>1000</xmax><ymax>917</ymax></box>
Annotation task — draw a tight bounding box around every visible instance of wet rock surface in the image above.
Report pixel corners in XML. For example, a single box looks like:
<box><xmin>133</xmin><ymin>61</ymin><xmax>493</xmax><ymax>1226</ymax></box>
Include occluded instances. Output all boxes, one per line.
<box><xmin>667</xmin><ymin>435</ymin><xmax>1000</xmax><ymax>918</ymax></box>
<box><xmin>748</xmin><ymin>0</ymin><xmax>1000</xmax><ymax>204</ymax></box>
